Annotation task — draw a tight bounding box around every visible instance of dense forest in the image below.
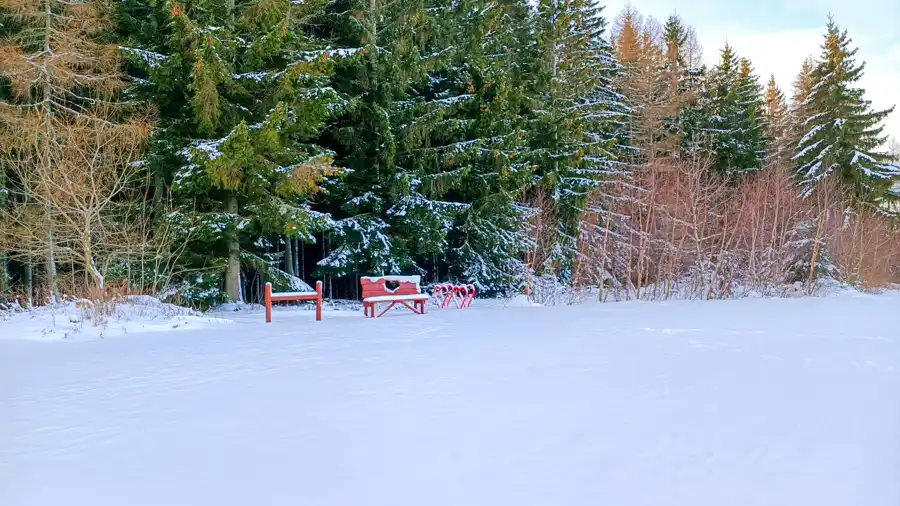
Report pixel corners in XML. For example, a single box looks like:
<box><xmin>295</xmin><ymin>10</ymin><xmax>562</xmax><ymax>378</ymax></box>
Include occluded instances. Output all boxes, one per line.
<box><xmin>1</xmin><ymin>0</ymin><xmax>899</xmax><ymax>307</ymax></box>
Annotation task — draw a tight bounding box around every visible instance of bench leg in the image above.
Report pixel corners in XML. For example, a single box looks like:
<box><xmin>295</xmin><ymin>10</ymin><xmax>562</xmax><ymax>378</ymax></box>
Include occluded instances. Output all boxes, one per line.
<box><xmin>366</xmin><ymin>299</ymin><xmax>427</xmax><ymax>318</ymax></box>
<box><xmin>396</xmin><ymin>300</ymin><xmax>425</xmax><ymax>315</ymax></box>
<box><xmin>375</xmin><ymin>301</ymin><xmax>398</xmax><ymax>318</ymax></box>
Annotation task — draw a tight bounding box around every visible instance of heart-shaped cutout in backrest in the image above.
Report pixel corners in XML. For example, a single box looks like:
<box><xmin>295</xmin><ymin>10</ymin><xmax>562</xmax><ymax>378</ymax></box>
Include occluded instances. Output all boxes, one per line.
<box><xmin>384</xmin><ymin>280</ymin><xmax>401</xmax><ymax>292</ymax></box>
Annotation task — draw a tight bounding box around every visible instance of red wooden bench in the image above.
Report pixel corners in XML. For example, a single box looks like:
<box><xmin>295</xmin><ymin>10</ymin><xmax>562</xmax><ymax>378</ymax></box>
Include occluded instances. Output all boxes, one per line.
<box><xmin>264</xmin><ymin>281</ymin><xmax>323</xmax><ymax>323</ymax></box>
<box><xmin>361</xmin><ymin>275</ymin><xmax>429</xmax><ymax>318</ymax></box>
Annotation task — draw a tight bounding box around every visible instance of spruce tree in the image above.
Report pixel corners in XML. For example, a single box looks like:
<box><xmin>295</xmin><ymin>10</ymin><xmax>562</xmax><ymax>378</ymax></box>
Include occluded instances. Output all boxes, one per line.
<box><xmin>699</xmin><ymin>45</ymin><xmax>765</xmax><ymax>175</ymax></box>
<box><xmin>310</xmin><ymin>0</ymin><xmax>429</xmax><ymax>280</ymax></box>
<box><xmin>528</xmin><ymin>0</ymin><xmax>625</xmax><ymax>279</ymax></box>
<box><xmin>117</xmin><ymin>0</ymin><xmax>342</xmax><ymax>302</ymax></box>
<box><xmin>662</xmin><ymin>14</ymin><xmax>687</xmax><ymax>68</ymax></box>
<box><xmin>733</xmin><ymin>58</ymin><xmax>767</xmax><ymax>171</ymax></box>
<box><xmin>390</xmin><ymin>0</ymin><xmax>536</xmax><ymax>290</ymax></box>
<box><xmin>793</xmin><ymin>18</ymin><xmax>900</xmax><ymax>204</ymax></box>
<box><xmin>662</xmin><ymin>13</ymin><xmax>703</xmax><ymax>158</ymax></box>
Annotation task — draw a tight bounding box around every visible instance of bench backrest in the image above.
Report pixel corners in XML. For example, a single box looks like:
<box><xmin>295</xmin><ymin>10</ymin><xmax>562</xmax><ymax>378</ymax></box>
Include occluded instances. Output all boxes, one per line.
<box><xmin>360</xmin><ymin>275</ymin><xmax>421</xmax><ymax>298</ymax></box>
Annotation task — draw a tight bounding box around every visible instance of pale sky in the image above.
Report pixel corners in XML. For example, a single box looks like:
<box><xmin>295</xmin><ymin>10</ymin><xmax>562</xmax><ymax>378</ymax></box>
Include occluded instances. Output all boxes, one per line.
<box><xmin>601</xmin><ymin>0</ymin><xmax>900</xmax><ymax>145</ymax></box>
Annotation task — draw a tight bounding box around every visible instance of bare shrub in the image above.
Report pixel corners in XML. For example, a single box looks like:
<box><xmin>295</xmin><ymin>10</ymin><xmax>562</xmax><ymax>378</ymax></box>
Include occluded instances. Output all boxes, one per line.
<box><xmin>576</xmin><ymin>157</ymin><xmax>900</xmax><ymax>301</ymax></box>
<box><xmin>830</xmin><ymin>206</ymin><xmax>900</xmax><ymax>290</ymax></box>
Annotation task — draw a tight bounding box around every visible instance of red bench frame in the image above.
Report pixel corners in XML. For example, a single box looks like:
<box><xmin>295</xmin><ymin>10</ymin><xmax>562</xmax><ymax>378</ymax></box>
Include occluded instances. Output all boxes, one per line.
<box><xmin>264</xmin><ymin>281</ymin><xmax>323</xmax><ymax>323</ymax></box>
<box><xmin>361</xmin><ymin>275</ymin><xmax>429</xmax><ymax>318</ymax></box>
<box><xmin>432</xmin><ymin>283</ymin><xmax>476</xmax><ymax>308</ymax></box>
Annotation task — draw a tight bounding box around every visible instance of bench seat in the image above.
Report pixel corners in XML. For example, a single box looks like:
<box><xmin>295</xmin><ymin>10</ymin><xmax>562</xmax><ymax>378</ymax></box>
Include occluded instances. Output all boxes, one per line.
<box><xmin>360</xmin><ymin>275</ymin><xmax>428</xmax><ymax>318</ymax></box>
<box><xmin>362</xmin><ymin>294</ymin><xmax>430</xmax><ymax>303</ymax></box>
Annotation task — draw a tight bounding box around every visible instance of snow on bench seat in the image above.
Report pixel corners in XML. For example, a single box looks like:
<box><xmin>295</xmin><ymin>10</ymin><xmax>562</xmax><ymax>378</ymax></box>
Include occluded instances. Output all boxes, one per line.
<box><xmin>270</xmin><ymin>291</ymin><xmax>318</xmax><ymax>299</ymax></box>
<box><xmin>362</xmin><ymin>294</ymin><xmax>430</xmax><ymax>303</ymax></box>
<box><xmin>264</xmin><ymin>282</ymin><xmax>323</xmax><ymax>322</ymax></box>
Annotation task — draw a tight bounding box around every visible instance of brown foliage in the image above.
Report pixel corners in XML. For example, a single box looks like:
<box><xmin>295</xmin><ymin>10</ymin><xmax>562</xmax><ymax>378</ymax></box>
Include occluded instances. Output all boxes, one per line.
<box><xmin>2</xmin><ymin>110</ymin><xmax>152</xmax><ymax>288</ymax></box>
<box><xmin>830</xmin><ymin>207</ymin><xmax>900</xmax><ymax>290</ymax></box>
<box><xmin>1</xmin><ymin>0</ymin><xmax>152</xmax><ymax>298</ymax></box>
<box><xmin>574</xmin><ymin>158</ymin><xmax>900</xmax><ymax>301</ymax></box>
<box><xmin>610</xmin><ymin>7</ymin><xmax>693</xmax><ymax>164</ymax></box>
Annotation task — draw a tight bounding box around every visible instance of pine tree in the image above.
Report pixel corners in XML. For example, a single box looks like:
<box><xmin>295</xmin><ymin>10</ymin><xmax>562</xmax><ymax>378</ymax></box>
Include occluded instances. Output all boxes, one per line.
<box><xmin>733</xmin><ymin>58</ymin><xmax>767</xmax><ymax>171</ymax></box>
<box><xmin>528</xmin><ymin>0</ymin><xmax>625</xmax><ymax>279</ymax></box>
<box><xmin>310</xmin><ymin>0</ymin><xmax>430</xmax><ymax>280</ymax></box>
<box><xmin>661</xmin><ymin>13</ymin><xmax>703</xmax><ymax>157</ymax></box>
<box><xmin>389</xmin><ymin>0</ymin><xmax>536</xmax><ymax>291</ymax></box>
<box><xmin>793</xmin><ymin>18</ymin><xmax>900</xmax><ymax>204</ymax></box>
<box><xmin>698</xmin><ymin>45</ymin><xmax>765</xmax><ymax>175</ymax></box>
<box><xmin>117</xmin><ymin>0</ymin><xmax>342</xmax><ymax>302</ymax></box>
<box><xmin>763</xmin><ymin>74</ymin><xmax>794</xmax><ymax>167</ymax></box>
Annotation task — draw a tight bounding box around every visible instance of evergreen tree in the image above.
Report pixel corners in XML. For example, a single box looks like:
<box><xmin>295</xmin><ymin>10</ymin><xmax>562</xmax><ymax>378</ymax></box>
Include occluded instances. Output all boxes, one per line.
<box><xmin>662</xmin><ymin>13</ymin><xmax>703</xmax><ymax>158</ymax></box>
<box><xmin>528</xmin><ymin>0</ymin><xmax>625</xmax><ymax>278</ymax></box>
<box><xmin>793</xmin><ymin>18</ymin><xmax>900</xmax><ymax>204</ymax></box>
<box><xmin>390</xmin><ymin>0</ymin><xmax>536</xmax><ymax>291</ymax></box>
<box><xmin>697</xmin><ymin>43</ymin><xmax>738</xmax><ymax>171</ymax></box>
<box><xmin>310</xmin><ymin>0</ymin><xmax>429</xmax><ymax>280</ymax></box>
<box><xmin>663</xmin><ymin>14</ymin><xmax>688</xmax><ymax>68</ymax></box>
<box><xmin>118</xmin><ymin>0</ymin><xmax>342</xmax><ymax>302</ymax></box>
<box><xmin>733</xmin><ymin>58</ymin><xmax>767</xmax><ymax>170</ymax></box>
<box><xmin>699</xmin><ymin>45</ymin><xmax>765</xmax><ymax>175</ymax></box>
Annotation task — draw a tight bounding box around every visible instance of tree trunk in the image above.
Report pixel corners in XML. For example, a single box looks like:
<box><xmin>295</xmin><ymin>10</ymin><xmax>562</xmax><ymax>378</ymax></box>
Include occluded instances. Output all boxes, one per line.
<box><xmin>807</xmin><ymin>211</ymin><xmax>825</xmax><ymax>296</ymax></box>
<box><xmin>293</xmin><ymin>238</ymin><xmax>300</xmax><ymax>277</ymax></box>
<box><xmin>284</xmin><ymin>236</ymin><xmax>294</xmax><ymax>276</ymax></box>
<box><xmin>152</xmin><ymin>170</ymin><xmax>166</xmax><ymax>216</ymax></box>
<box><xmin>83</xmin><ymin>235</ymin><xmax>104</xmax><ymax>290</ymax></box>
<box><xmin>46</xmin><ymin>224</ymin><xmax>58</xmax><ymax>300</ymax></box>
<box><xmin>0</xmin><ymin>256</ymin><xmax>8</xmax><ymax>295</ymax></box>
<box><xmin>225</xmin><ymin>195</ymin><xmax>242</xmax><ymax>302</ymax></box>
<box><xmin>41</xmin><ymin>0</ymin><xmax>58</xmax><ymax>303</ymax></box>
<box><xmin>0</xmin><ymin>171</ymin><xmax>7</xmax><ymax>296</ymax></box>
<box><xmin>24</xmin><ymin>263</ymin><xmax>33</xmax><ymax>307</ymax></box>
<box><xmin>298</xmin><ymin>239</ymin><xmax>304</xmax><ymax>278</ymax></box>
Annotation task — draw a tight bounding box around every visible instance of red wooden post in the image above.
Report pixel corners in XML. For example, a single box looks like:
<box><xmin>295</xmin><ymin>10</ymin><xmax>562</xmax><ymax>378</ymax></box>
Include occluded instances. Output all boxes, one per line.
<box><xmin>264</xmin><ymin>282</ymin><xmax>273</xmax><ymax>323</ymax></box>
<box><xmin>315</xmin><ymin>280</ymin><xmax>323</xmax><ymax>321</ymax></box>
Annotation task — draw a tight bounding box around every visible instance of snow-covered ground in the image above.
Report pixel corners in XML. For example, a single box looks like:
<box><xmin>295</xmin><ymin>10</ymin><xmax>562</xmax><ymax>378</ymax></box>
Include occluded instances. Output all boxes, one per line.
<box><xmin>2</xmin><ymin>291</ymin><xmax>899</xmax><ymax>506</ymax></box>
<box><xmin>0</xmin><ymin>295</ymin><xmax>233</xmax><ymax>340</ymax></box>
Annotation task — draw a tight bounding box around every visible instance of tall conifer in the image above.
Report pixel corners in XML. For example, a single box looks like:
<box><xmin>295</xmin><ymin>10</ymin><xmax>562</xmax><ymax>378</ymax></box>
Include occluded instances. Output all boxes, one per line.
<box><xmin>118</xmin><ymin>0</ymin><xmax>342</xmax><ymax>302</ymax></box>
<box><xmin>793</xmin><ymin>18</ymin><xmax>900</xmax><ymax>204</ymax></box>
<box><xmin>529</xmin><ymin>0</ymin><xmax>625</xmax><ymax>278</ymax></box>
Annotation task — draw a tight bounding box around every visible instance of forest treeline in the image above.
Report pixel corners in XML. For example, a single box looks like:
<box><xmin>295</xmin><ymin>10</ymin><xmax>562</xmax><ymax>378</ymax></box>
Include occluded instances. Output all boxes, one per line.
<box><xmin>1</xmin><ymin>0</ymin><xmax>898</xmax><ymax>307</ymax></box>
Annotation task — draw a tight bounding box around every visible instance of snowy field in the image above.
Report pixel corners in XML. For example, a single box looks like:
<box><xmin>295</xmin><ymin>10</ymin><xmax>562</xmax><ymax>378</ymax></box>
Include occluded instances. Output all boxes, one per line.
<box><xmin>2</xmin><ymin>291</ymin><xmax>899</xmax><ymax>506</ymax></box>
